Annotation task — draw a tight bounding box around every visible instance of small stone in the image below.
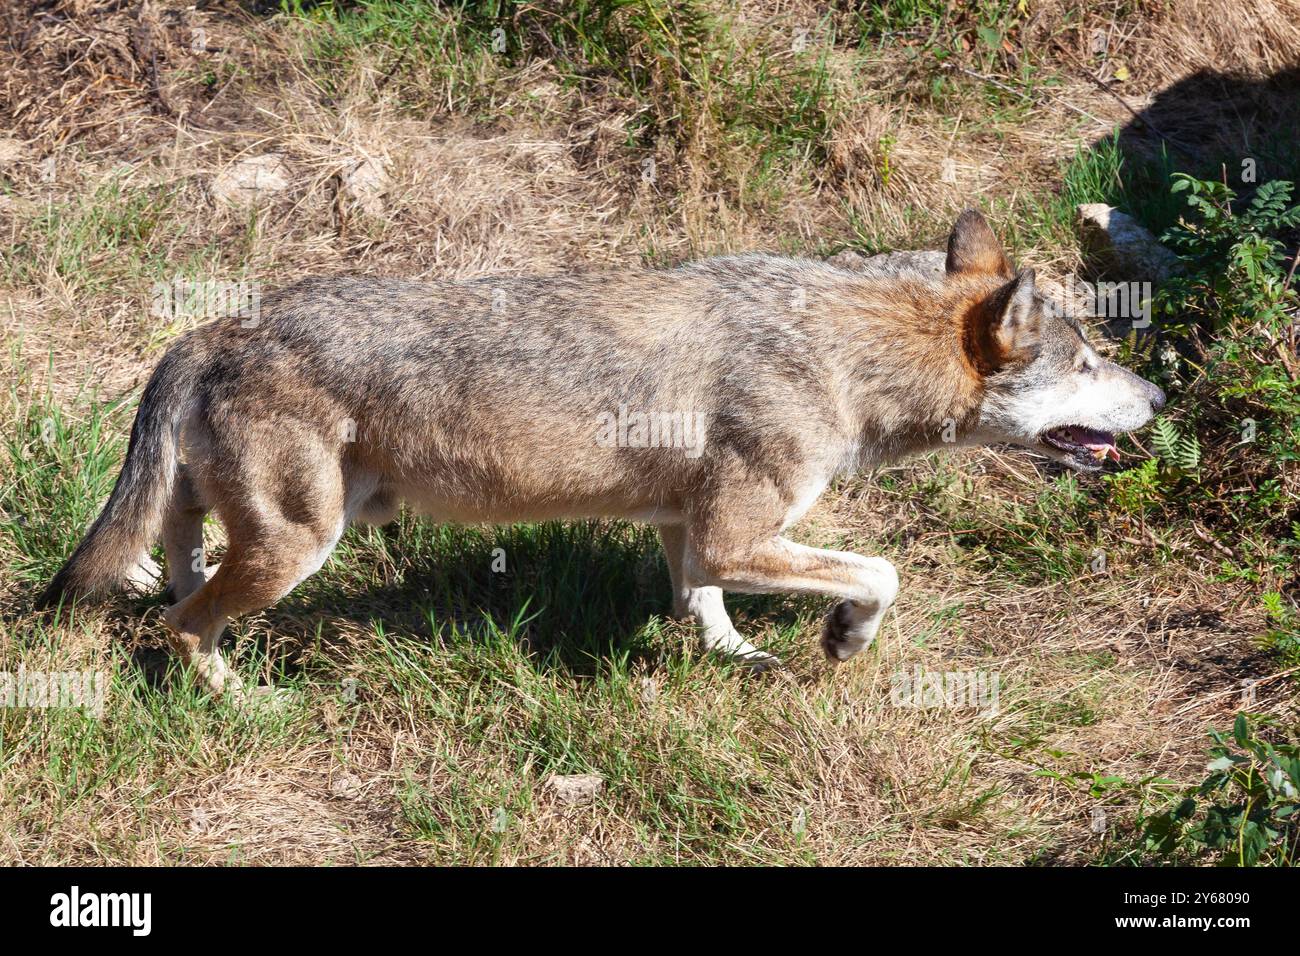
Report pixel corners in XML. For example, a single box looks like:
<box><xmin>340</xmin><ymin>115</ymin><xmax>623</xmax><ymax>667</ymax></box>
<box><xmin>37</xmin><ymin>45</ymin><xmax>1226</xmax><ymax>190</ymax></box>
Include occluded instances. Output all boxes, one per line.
<box><xmin>211</xmin><ymin>153</ymin><xmax>291</xmax><ymax>206</ymax></box>
<box><xmin>1076</xmin><ymin>203</ymin><xmax>1181</xmax><ymax>282</ymax></box>
<box><xmin>826</xmin><ymin>249</ymin><xmax>867</xmax><ymax>270</ymax></box>
<box><xmin>544</xmin><ymin>773</ymin><xmax>603</xmax><ymax>805</ymax></box>
<box><xmin>0</xmin><ymin>138</ymin><xmax>27</xmax><ymax>169</ymax></box>
<box><xmin>341</xmin><ymin>156</ymin><xmax>390</xmax><ymax>216</ymax></box>
<box><xmin>638</xmin><ymin>677</ymin><xmax>658</xmax><ymax>704</ymax></box>
<box><xmin>330</xmin><ymin>773</ymin><xmax>363</xmax><ymax>799</ymax></box>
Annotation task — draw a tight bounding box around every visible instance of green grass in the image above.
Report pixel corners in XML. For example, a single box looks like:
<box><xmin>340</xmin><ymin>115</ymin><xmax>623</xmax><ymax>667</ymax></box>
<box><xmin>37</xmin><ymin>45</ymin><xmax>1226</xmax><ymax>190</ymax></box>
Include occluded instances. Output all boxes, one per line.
<box><xmin>1</xmin><ymin>376</ymin><xmax>131</xmax><ymax>588</ymax></box>
<box><xmin>0</xmin><ymin>353</ymin><xmax>1278</xmax><ymax>865</ymax></box>
<box><xmin>2</xmin><ymin>0</ymin><xmax>1294</xmax><ymax>866</ymax></box>
<box><xmin>1</xmin><ymin>379</ymin><xmax>1146</xmax><ymax>865</ymax></box>
<box><xmin>0</xmin><ymin>172</ymin><xmax>231</xmax><ymax>335</ymax></box>
<box><xmin>1</xmin><ymin>174</ymin><xmax>173</xmax><ymax>296</ymax></box>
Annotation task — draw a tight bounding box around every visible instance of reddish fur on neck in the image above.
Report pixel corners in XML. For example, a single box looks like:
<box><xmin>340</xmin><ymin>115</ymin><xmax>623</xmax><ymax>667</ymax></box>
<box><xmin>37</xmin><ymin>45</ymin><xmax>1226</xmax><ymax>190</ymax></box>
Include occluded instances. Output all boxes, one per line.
<box><xmin>827</xmin><ymin>276</ymin><xmax>992</xmax><ymax>446</ymax></box>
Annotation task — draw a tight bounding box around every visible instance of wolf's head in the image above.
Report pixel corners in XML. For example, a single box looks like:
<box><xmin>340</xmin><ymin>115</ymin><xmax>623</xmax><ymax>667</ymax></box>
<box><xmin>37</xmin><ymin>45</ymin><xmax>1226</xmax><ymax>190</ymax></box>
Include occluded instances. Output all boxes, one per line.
<box><xmin>946</xmin><ymin>210</ymin><xmax>1165</xmax><ymax>473</ymax></box>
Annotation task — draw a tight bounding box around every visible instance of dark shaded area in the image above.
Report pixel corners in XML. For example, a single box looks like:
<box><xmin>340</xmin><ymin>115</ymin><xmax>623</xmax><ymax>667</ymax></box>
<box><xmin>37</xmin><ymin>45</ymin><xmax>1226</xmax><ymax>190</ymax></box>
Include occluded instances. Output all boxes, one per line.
<box><xmin>86</xmin><ymin>520</ymin><xmax>811</xmax><ymax>690</ymax></box>
<box><xmin>1096</xmin><ymin>65</ymin><xmax>1300</xmax><ymax>239</ymax></box>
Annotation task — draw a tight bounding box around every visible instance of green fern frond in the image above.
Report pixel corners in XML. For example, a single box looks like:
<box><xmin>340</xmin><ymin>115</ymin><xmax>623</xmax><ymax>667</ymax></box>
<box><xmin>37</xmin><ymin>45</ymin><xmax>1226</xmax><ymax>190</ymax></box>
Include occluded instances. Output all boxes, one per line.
<box><xmin>1150</xmin><ymin>416</ymin><xmax>1182</xmax><ymax>461</ymax></box>
<box><xmin>1177</xmin><ymin>432</ymin><xmax>1201</xmax><ymax>472</ymax></box>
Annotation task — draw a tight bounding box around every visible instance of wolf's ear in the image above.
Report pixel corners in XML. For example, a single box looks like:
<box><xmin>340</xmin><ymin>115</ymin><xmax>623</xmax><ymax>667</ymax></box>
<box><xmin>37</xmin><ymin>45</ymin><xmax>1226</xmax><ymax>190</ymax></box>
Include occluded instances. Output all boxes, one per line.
<box><xmin>945</xmin><ymin>209</ymin><xmax>1013</xmax><ymax>278</ymax></box>
<box><xmin>965</xmin><ymin>269</ymin><xmax>1041</xmax><ymax>371</ymax></box>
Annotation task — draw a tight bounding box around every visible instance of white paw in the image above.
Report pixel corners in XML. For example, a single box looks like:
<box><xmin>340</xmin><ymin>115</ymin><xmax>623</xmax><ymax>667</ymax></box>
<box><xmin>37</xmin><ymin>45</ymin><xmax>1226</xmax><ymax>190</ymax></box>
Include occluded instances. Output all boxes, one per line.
<box><xmin>702</xmin><ymin>629</ymin><xmax>781</xmax><ymax>672</ymax></box>
<box><xmin>821</xmin><ymin>599</ymin><xmax>882</xmax><ymax>661</ymax></box>
<box><xmin>123</xmin><ymin>556</ymin><xmax>163</xmax><ymax>595</ymax></box>
<box><xmin>734</xmin><ymin>648</ymin><xmax>781</xmax><ymax>673</ymax></box>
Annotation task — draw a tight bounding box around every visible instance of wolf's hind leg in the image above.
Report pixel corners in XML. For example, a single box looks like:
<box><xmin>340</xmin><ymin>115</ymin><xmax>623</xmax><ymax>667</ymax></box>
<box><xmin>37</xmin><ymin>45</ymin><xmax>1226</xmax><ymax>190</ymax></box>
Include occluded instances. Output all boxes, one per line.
<box><xmin>162</xmin><ymin>465</ymin><xmax>211</xmax><ymax>602</ymax></box>
<box><xmin>657</xmin><ymin>524</ymin><xmax>777</xmax><ymax>669</ymax></box>
<box><xmin>164</xmin><ymin>507</ymin><xmax>344</xmax><ymax>698</ymax></box>
<box><xmin>163</xmin><ymin>435</ymin><xmax>346</xmax><ymax>699</ymax></box>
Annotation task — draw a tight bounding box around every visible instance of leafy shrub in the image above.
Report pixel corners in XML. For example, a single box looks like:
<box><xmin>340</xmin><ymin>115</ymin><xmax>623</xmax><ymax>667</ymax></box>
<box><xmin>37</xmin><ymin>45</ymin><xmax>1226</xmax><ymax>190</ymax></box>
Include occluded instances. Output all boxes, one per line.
<box><xmin>1261</xmin><ymin>590</ymin><xmax>1300</xmax><ymax>667</ymax></box>
<box><xmin>1140</xmin><ymin>715</ymin><xmax>1300</xmax><ymax>866</ymax></box>
<box><xmin>1104</xmin><ymin>415</ymin><xmax>1202</xmax><ymax>517</ymax></box>
<box><xmin>1105</xmin><ymin>175</ymin><xmax>1299</xmax><ymax>576</ymax></box>
<box><xmin>1160</xmin><ymin>177</ymin><xmax>1300</xmax><ymax>338</ymax></box>
<box><xmin>1097</xmin><ymin>177</ymin><xmax>1300</xmax><ymax>868</ymax></box>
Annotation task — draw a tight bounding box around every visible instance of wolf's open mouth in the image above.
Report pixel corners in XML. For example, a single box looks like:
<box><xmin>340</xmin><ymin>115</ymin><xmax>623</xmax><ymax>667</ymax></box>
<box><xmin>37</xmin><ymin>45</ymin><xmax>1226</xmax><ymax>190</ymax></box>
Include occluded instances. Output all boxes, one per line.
<box><xmin>1041</xmin><ymin>425</ymin><xmax>1120</xmax><ymax>464</ymax></box>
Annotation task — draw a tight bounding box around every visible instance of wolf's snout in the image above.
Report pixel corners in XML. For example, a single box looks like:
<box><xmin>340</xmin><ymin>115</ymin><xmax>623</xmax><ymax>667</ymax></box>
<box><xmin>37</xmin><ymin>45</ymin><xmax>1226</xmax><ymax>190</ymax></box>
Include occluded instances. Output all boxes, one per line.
<box><xmin>1144</xmin><ymin>379</ymin><xmax>1166</xmax><ymax>412</ymax></box>
<box><xmin>1121</xmin><ymin>366</ymin><xmax>1166</xmax><ymax>416</ymax></box>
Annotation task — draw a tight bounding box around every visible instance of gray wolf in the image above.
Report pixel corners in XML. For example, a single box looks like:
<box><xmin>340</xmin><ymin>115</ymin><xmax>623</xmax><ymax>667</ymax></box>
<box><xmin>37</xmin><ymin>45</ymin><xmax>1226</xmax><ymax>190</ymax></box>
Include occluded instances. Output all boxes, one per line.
<box><xmin>40</xmin><ymin>210</ymin><xmax>1165</xmax><ymax>697</ymax></box>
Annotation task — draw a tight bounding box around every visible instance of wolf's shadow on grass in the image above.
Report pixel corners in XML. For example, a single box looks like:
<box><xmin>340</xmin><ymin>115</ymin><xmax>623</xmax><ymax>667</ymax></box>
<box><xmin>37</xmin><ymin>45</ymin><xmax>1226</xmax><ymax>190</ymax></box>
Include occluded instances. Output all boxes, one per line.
<box><xmin>143</xmin><ymin>519</ymin><xmax>814</xmax><ymax>684</ymax></box>
<box><xmin>1082</xmin><ymin>64</ymin><xmax>1300</xmax><ymax>254</ymax></box>
<box><xmin>1117</xmin><ymin>65</ymin><xmax>1300</xmax><ymax>175</ymax></box>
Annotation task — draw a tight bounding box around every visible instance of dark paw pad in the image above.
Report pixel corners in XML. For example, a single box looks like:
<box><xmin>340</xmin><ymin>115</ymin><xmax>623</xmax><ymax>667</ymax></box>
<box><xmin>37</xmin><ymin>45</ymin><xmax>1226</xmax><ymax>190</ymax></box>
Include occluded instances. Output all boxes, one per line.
<box><xmin>820</xmin><ymin>600</ymin><xmax>859</xmax><ymax>661</ymax></box>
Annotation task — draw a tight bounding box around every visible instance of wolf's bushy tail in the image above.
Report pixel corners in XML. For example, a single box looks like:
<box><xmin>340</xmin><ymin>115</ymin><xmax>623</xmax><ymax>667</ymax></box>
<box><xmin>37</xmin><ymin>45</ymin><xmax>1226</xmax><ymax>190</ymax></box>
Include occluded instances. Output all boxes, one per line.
<box><xmin>38</xmin><ymin>345</ymin><xmax>195</xmax><ymax>608</ymax></box>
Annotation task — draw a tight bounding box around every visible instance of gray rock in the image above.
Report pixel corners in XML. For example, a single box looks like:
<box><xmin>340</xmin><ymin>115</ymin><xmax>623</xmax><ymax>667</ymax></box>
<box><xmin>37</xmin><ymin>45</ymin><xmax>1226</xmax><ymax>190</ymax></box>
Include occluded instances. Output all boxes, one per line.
<box><xmin>341</xmin><ymin>156</ymin><xmax>390</xmax><ymax>217</ymax></box>
<box><xmin>330</xmin><ymin>773</ymin><xmax>363</xmax><ymax>799</ymax></box>
<box><xmin>211</xmin><ymin>153</ymin><xmax>291</xmax><ymax>206</ymax></box>
<box><xmin>0</xmin><ymin>138</ymin><xmax>27</xmax><ymax>169</ymax></box>
<box><xmin>544</xmin><ymin>773</ymin><xmax>604</xmax><ymax>805</ymax></box>
<box><xmin>1076</xmin><ymin>203</ymin><xmax>1181</xmax><ymax>281</ymax></box>
<box><xmin>638</xmin><ymin>676</ymin><xmax>658</xmax><ymax>705</ymax></box>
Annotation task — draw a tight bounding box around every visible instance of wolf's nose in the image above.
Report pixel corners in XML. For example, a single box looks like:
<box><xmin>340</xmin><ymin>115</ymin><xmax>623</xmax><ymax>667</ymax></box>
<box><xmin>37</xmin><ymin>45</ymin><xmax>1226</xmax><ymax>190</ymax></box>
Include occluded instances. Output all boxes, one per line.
<box><xmin>1146</xmin><ymin>381</ymin><xmax>1166</xmax><ymax>412</ymax></box>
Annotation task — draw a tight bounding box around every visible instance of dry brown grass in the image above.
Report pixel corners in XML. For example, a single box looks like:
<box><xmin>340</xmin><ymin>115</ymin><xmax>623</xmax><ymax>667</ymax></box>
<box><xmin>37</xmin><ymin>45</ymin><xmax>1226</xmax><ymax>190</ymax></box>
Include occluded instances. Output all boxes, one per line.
<box><xmin>1139</xmin><ymin>0</ymin><xmax>1300</xmax><ymax>85</ymax></box>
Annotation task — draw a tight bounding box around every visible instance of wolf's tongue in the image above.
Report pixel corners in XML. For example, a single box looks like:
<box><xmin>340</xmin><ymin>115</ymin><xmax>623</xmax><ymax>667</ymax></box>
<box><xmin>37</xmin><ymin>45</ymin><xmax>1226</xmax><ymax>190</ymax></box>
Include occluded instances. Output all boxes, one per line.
<box><xmin>1067</xmin><ymin>426</ymin><xmax>1120</xmax><ymax>461</ymax></box>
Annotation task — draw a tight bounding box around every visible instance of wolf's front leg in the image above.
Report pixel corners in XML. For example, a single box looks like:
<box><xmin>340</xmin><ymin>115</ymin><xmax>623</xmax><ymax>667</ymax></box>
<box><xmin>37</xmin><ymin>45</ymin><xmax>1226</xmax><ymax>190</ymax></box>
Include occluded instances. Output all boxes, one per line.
<box><xmin>657</xmin><ymin>525</ymin><xmax>777</xmax><ymax>669</ymax></box>
<box><xmin>686</xmin><ymin>530</ymin><xmax>898</xmax><ymax>662</ymax></box>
